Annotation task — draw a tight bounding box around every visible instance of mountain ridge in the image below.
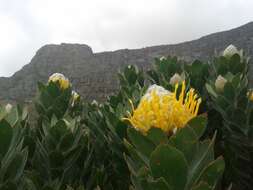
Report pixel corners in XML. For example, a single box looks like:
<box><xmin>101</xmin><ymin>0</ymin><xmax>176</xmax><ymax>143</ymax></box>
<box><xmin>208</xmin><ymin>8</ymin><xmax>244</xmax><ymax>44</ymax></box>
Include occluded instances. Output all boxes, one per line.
<box><xmin>1</xmin><ymin>22</ymin><xmax>253</xmax><ymax>103</ymax></box>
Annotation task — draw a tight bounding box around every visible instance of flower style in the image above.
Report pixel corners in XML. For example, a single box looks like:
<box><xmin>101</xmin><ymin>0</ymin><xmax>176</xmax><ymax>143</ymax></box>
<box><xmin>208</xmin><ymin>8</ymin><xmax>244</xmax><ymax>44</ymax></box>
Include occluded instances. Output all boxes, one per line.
<box><xmin>170</xmin><ymin>73</ymin><xmax>183</xmax><ymax>86</ymax></box>
<box><xmin>48</xmin><ymin>73</ymin><xmax>70</xmax><ymax>90</ymax></box>
<box><xmin>123</xmin><ymin>81</ymin><xmax>201</xmax><ymax>134</ymax></box>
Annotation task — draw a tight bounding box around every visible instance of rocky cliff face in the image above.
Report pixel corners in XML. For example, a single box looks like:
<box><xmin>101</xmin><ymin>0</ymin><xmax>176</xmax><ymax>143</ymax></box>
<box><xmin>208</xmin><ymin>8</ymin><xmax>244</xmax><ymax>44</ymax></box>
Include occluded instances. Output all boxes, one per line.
<box><xmin>1</xmin><ymin>22</ymin><xmax>253</xmax><ymax>103</ymax></box>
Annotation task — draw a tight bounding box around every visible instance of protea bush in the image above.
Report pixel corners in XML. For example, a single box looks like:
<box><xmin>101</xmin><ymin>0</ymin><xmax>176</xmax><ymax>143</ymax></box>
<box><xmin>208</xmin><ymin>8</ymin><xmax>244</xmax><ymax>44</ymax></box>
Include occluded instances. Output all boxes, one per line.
<box><xmin>0</xmin><ymin>44</ymin><xmax>252</xmax><ymax>190</ymax></box>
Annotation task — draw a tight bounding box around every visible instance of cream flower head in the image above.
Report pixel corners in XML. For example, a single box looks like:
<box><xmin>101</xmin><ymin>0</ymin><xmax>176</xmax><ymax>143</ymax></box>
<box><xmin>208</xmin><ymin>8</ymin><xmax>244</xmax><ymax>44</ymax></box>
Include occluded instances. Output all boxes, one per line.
<box><xmin>48</xmin><ymin>73</ymin><xmax>70</xmax><ymax>90</ymax></box>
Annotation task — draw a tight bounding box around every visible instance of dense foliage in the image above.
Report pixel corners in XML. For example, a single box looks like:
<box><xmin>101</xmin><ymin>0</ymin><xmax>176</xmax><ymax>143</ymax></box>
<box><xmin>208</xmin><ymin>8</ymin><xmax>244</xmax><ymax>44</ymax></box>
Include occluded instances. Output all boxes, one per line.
<box><xmin>0</xmin><ymin>45</ymin><xmax>252</xmax><ymax>190</ymax></box>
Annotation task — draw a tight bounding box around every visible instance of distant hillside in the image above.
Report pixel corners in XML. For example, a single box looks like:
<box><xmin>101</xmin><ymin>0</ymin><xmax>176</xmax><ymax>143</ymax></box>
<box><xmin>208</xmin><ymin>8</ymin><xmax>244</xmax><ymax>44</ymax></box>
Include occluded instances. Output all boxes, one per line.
<box><xmin>1</xmin><ymin>22</ymin><xmax>253</xmax><ymax>103</ymax></box>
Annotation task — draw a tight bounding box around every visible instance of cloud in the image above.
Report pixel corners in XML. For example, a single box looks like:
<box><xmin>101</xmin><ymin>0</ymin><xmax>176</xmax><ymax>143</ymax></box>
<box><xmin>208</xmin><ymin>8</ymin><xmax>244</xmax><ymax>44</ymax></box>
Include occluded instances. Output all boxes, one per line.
<box><xmin>0</xmin><ymin>0</ymin><xmax>253</xmax><ymax>76</ymax></box>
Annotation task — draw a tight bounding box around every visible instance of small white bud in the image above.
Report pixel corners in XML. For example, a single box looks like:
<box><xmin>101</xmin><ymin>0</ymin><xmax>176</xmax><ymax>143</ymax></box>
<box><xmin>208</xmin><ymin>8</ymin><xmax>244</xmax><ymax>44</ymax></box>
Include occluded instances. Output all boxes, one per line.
<box><xmin>215</xmin><ymin>75</ymin><xmax>227</xmax><ymax>92</ymax></box>
<box><xmin>91</xmin><ymin>100</ymin><xmax>98</xmax><ymax>106</ymax></box>
<box><xmin>223</xmin><ymin>44</ymin><xmax>242</xmax><ymax>58</ymax></box>
<box><xmin>5</xmin><ymin>104</ymin><xmax>13</xmax><ymax>113</ymax></box>
<box><xmin>71</xmin><ymin>91</ymin><xmax>80</xmax><ymax>106</ymax></box>
<box><xmin>173</xmin><ymin>127</ymin><xmax>178</xmax><ymax>134</ymax></box>
<box><xmin>72</xmin><ymin>91</ymin><xmax>80</xmax><ymax>101</ymax></box>
<box><xmin>160</xmin><ymin>56</ymin><xmax>166</xmax><ymax>61</ymax></box>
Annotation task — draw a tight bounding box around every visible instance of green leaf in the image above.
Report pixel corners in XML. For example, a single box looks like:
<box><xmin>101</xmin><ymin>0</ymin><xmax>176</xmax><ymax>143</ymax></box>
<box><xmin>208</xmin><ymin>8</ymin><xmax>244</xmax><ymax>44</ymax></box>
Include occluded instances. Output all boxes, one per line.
<box><xmin>169</xmin><ymin>126</ymin><xmax>198</xmax><ymax>164</ymax></box>
<box><xmin>191</xmin><ymin>182</ymin><xmax>211</xmax><ymax>190</ymax></box>
<box><xmin>229</xmin><ymin>54</ymin><xmax>242</xmax><ymax>74</ymax></box>
<box><xmin>0</xmin><ymin>120</ymin><xmax>13</xmax><ymax>156</ymax></box>
<box><xmin>0</xmin><ymin>181</ymin><xmax>18</xmax><ymax>190</ymax></box>
<box><xmin>59</xmin><ymin>133</ymin><xmax>75</xmax><ymax>153</ymax></box>
<box><xmin>146</xmin><ymin>128</ymin><xmax>168</xmax><ymax>145</ymax></box>
<box><xmin>186</xmin><ymin>134</ymin><xmax>216</xmax><ymax>189</ymax></box>
<box><xmin>187</xmin><ymin>116</ymin><xmax>207</xmax><ymax>139</ymax></box>
<box><xmin>141</xmin><ymin>177</ymin><xmax>172</xmax><ymax>190</ymax></box>
<box><xmin>124</xmin><ymin>65</ymin><xmax>138</xmax><ymax>85</ymax></box>
<box><xmin>50</xmin><ymin>120</ymin><xmax>68</xmax><ymax>142</ymax></box>
<box><xmin>49</xmin><ymin>151</ymin><xmax>64</xmax><ymax>168</ymax></box>
<box><xmin>223</xmin><ymin>83</ymin><xmax>235</xmax><ymax>101</ymax></box>
<box><xmin>128</xmin><ymin>128</ymin><xmax>156</xmax><ymax>158</ymax></box>
<box><xmin>191</xmin><ymin>60</ymin><xmax>205</xmax><ymax>76</ymax></box>
<box><xmin>124</xmin><ymin>154</ymin><xmax>140</xmax><ymax>177</ymax></box>
<box><xmin>5</xmin><ymin>107</ymin><xmax>19</xmax><ymax>127</ymax></box>
<box><xmin>196</xmin><ymin>156</ymin><xmax>225</xmax><ymax>188</ymax></box>
<box><xmin>4</xmin><ymin>148</ymin><xmax>28</xmax><ymax>181</ymax></box>
<box><xmin>47</xmin><ymin>82</ymin><xmax>62</xmax><ymax>98</ymax></box>
<box><xmin>150</xmin><ymin>144</ymin><xmax>188</xmax><ymax>190</ymax></box>
<box><xmin>205</xmin><ymin>84</ymin><xmax>217</xmax><ymax>98</ymax></box>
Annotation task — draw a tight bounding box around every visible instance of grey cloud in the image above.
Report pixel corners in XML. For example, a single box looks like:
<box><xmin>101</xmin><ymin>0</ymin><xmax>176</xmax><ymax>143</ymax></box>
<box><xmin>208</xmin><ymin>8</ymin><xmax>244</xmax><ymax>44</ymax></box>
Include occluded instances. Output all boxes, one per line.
<box><xmin>0</xmin><ymin>0</ymin><xmax>253</xmax><ymax>76</ymax></box>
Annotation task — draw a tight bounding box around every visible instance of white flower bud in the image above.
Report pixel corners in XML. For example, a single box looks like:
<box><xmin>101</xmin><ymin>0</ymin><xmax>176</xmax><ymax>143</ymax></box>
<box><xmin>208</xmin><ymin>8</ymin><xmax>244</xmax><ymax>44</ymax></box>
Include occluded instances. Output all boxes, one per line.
<box><xmin>169</xmin><ymin>73</ymin><xmax>183</xmax><ymax>86</ymax></box>
<box><xmin>5</xmin><ymin>104</ymin><xmax>13</xmax><ymax>113</ymax></box>
<box><xmin>160</xmin><ymin>56</ymin><xmax>166</xmax><ymax>61</ymax></box>
<box><xmin>71</xmin><ymin>91</ymin><xmax>80</xmax><ymax>106</ymax></box>
<box><xmin>72</xmin><ymin>91</ymin><xmax>80</xmax><ymax>101</ymax></box>
<box><xmin>173</xmin><ymin>127</ymin><xmax>178</xmax><ymax>134</ymax></box>
<box><xmin>215</xmin><ymin>75</ymin><xmax>227</xmax><ymax>92</ymax></box>
<box><xmin>91</xmin><ymin>100</ymin><xmax>98</xmax><ymax>106</ymax></box>
<box><xmin>223</xmin><ymin>44</ymin><xmax>242</xmax><ymax>58</ymax></box>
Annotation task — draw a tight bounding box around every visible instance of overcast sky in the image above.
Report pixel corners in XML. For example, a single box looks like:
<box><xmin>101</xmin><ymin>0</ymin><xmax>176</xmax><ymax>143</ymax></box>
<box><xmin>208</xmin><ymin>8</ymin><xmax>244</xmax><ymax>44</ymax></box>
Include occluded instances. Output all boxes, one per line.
<box><xmin>0</xmin><ymin>0</ymin><xmax>253</xmax><ymax>77</ymax></box>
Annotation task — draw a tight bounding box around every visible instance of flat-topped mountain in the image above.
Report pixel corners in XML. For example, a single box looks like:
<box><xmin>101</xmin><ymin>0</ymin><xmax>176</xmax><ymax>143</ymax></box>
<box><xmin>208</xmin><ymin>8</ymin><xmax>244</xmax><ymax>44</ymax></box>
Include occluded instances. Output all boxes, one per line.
<box><xmin>1</xmin><ymin>22</ymin><xmax>253</xmax><ymax>103</ymax></box>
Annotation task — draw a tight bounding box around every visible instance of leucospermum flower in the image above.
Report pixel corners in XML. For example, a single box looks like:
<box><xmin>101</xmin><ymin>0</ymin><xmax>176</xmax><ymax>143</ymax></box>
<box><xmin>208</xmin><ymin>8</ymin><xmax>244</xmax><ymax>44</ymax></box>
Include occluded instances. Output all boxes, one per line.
<box><xmin>48</xmin><ymin>73</ymin><xmax>70</xmax><ymax>90</ymax></box>
<box><xmin>123</xmin><ymin>81</ymin><xmax>201</xmax><ymax>134</ymax></box>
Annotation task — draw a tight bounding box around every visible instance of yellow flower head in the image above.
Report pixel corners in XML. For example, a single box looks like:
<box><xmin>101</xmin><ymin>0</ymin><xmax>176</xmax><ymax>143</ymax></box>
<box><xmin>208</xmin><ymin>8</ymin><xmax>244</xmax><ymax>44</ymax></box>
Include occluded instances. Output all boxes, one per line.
<box><xmin>48</xmin><ymin>73</ymin><xmax>70</xmax><ymax>90</ymax></box>
<box><xmin>123</xmin><ymin>81</ymin><xmax>201</xmax><ymax>134</ymax></box>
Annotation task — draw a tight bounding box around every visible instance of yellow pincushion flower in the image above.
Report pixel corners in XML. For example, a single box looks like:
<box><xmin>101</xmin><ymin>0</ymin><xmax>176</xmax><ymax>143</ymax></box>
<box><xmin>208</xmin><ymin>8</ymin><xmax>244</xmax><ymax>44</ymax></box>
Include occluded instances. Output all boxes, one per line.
<box><xmin>48</xmin><ymin>73</ymin><xmax>70</xmax><ymax>90</ymax></box>
<box><xmin>123</xmin><ymin>81</ymin><xmax>201</xmax><ymax>134</ymax></box>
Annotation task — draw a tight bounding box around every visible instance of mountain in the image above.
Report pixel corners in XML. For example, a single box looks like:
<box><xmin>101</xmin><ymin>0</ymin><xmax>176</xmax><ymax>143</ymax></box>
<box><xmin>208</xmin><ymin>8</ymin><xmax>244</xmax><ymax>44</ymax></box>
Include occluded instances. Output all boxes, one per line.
<box><xmin>1</xmin><ymin>22</ymin><xmax>253</xmax><ymax>103</ymax></box>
